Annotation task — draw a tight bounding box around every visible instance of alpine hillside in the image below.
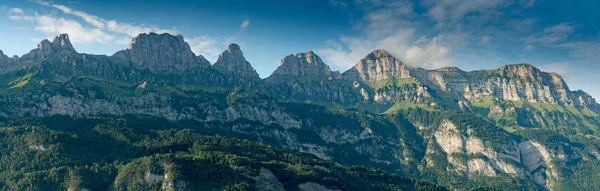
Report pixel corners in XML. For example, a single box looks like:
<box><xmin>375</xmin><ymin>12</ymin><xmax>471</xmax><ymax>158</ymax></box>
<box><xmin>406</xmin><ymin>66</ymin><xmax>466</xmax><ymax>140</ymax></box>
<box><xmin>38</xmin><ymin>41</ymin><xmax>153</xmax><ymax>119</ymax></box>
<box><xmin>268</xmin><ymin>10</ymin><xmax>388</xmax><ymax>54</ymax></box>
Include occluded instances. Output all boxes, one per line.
<box><xmin>0</xmin><ymin>33</ymin><xmax>599</xmax><ymax>191</ymax></box>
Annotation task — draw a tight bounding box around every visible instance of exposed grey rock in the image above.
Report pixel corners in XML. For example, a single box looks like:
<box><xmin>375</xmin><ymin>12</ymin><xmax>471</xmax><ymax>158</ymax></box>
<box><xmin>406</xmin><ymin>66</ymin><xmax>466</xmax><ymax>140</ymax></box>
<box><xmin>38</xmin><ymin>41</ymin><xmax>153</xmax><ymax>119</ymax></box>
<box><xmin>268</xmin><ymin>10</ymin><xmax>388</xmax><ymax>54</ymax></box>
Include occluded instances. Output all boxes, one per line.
<box><xmin>270</xmin><ymin>51</ymin><xmax>341</xmax><ymax>79</ymax></box>
<box><xmin>298</xmin><ymin>182</ymin><xmax>339</xmax><ymax>191</ymax></box>
<box><xmin>343</xmin><ymin>49</ymin><xmax>411</xmax><ymax>82</ymax></box>
<box><xmin>0</xmin><ymin>50</ymin><xmax>15</xmax><ymax>71</ymax></box>
<box><xmin>213</xmin><ymin>43</ymin><xmax>260</xmax><ymax>80</ymax></box>
<box><xmin>21</xmin><ymin>34</ymin><xmax>77</xmax><ymax>60</ymax></box>
<box><xmin>112</xmin><ymin>33</ymin><xmax>207</xmax><ymax>72</ymax></box>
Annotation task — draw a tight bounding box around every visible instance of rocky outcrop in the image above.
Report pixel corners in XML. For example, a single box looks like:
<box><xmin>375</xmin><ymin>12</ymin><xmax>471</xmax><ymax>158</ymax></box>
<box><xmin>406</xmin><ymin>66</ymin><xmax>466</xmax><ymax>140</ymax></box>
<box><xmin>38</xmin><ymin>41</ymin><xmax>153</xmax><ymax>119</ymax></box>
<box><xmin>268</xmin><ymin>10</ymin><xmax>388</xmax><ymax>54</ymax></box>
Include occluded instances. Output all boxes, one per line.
<box><xmin>264</xmin><ymin>51</ymin><xmax>368</xmax><ymax>104</ymax></box>
<box><xmin>112</xmin><ymin>33</ymin><xmax>206</xmax><ymax>72</ymax></box>
<box><xmin>298</xmin><ymin>182</ymin><xmax>339</xmax><ymax>191</ymax></box>
<box><xmin>213</xmin><ymin>43</ymin><xmax>260</xmax><ymax>80</ymax></box>
<box><xmin>21</xmin><ymin>34</ymin><xmax>77</xmax><ymax>60</ymax></box>
<box><xmin>0</xmin><ymin>50</ymin><xmax>18</xmax><ymax>72</ymax></box>
<box><xmin>268</xmin><ymin>51</ymin><xmax>341</xmax><ymax>79</ymax></box>
<box><xmin>428</xmin><ymin>119</ymin><xmax>564</xmax><ymax>189</ymax></box>
<box><xmin>249</xmin><ymin>168</ymin><xmax>285</xmax><ymax>191</ymax></box>
<box><xmin>343</xmin><ymin>49</ymin><xmax>411</xmax><ymax>82</ymax></box>
<box><xmin>518</xmin><ymin>141</ymin><xmax>558</xmax><ymax>190</ymax></box>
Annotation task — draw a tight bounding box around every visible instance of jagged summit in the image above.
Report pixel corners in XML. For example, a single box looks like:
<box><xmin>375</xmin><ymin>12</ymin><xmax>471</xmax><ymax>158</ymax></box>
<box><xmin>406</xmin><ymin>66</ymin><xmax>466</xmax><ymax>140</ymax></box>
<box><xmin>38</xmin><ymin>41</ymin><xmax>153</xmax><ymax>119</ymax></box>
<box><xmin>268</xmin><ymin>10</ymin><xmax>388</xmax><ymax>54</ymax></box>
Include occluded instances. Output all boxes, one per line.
<box><xmin>213</xmin><ymin>43</ymin><xmax>259</xmax><ymax>79</ymax></box>
<box><xmin>0</xmin><ymin>50</ymin><xmax>14</xmax><ymax>71</ymax></box>
<box><xmin>367</xmin><ymin>49</ymin><xmax>391</xmax><ymax>59</ymax></box>
<box><xmin>113</xmin><ymin>32</ymin><xmax>207</xmax><ymax>72</ymax></box>
<box><xmin>343</xmin><ymin>49</ymin><xmax>410</xmax><ymax>82</ymax></box>
<box><xmin>21</xmin><ymin>34</ymin><xmax>77</xmax><ymax>60</ymax></box>
<box><xmin>269</xmin><ymin>51</ymin><xmax>340</xmax><ymax>79</ymax></box>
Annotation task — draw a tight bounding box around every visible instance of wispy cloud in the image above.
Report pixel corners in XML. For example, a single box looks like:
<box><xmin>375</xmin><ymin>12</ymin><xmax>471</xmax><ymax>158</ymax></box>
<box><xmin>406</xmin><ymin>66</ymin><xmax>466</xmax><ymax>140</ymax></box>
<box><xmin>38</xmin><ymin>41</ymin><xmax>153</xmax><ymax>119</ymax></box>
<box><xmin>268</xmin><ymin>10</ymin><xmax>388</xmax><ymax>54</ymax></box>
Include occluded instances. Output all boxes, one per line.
<box><xmin>9</xmin><ymin>8</ymin><xmax>24</xmax><ymax>14</ymax></box>
<box><xmin>523</xmin><ymin>23</ymin><xmax>574</xmax><ymax>44</ymax></box>
<box><xmin>328</xmin><ymin>0</ymin><xmax>348</xmax><ymax>8</ymax></box>
<box><xmin>35</xmin><ymin>0</ymin><xmax>177</xmax><ymax>38</ymax></box>
<box><xmin>422</xmin><ymin>0</ymin><xmax>508</xmax><ymax>28</ymax></box>
<box><xmin>522</xmin><ymin>23</ymin><xmax>600</xmax><ymax>61</ymax></box>
<box><xmin>7</xmin><ymin>0</ymin><xmax>228</xmax><ymax>59</ymax></box>
<box><xmin>319</xmin><ymin>0</ymin><xmax>451</xmax><ymax>70</ymax></box>
<box><xmin>539</xmin><ymin>61</ymin><xmax>577</xmax><ymax>83</ymax></box>
<box><xmin>240</xmin><ymin>17</ymin><xmax>250</xmax><ymax>30</ymax></box>
<box><xmin>187</xmin><ymin>36</ymin><xmax>222</xmax><ymax>63</ymax></box>
<box><xmin>9</xmin><ymin>9</ymin><xmax>113</xmax><ymax>43</ymax></box>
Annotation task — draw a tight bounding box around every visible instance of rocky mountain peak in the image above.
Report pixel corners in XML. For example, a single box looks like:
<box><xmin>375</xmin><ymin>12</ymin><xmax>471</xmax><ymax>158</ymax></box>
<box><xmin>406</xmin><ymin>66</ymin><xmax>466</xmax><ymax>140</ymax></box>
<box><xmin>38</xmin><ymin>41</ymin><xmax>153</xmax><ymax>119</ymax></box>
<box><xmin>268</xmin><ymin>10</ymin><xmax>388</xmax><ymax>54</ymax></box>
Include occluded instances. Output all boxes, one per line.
<box><xmin>270</xmin><ymin>51</ymin><xmax>340</xmax><ymax>79</ymax></box>
<box><xmin>0</xmin><ymin>50</ymin><xmax>11</xmax><ymax>70</ymax></box>
<box><xmin>498</xmin><ymin>63</ymin><xmax>542</xmax><ymax>79</ymax></box>
<box><xmin>113</xmin><ymin>33</ymin><xmax>207</xmax><ymax>72</ymax></box>
<box><xmin>213</xmin><ymin>43</ymin><xmax>259</xmax><ymax>79</ymax></box>
<box><xmin>52</xmin><ymin>34</ymin><xmax>74</xmax><ymax>50</ymax></box>
<box><xmin>343</xmin><ymin>49</ymin><xmax>410</xmax><ymax>82</ymax></box>
<box><xmin>21</xmin><ymin>34</ymin><xmax>77</xmax><ymax>59</ymax></box>
<box><xmin>368</xmin><ymin>49</ymin><xmax>391</xmax><ymax>59</ymax></box>
<box><xmin>227</xmin><ymin>43</ymin><xmax>241</xmax><ymax>52</ymax></box>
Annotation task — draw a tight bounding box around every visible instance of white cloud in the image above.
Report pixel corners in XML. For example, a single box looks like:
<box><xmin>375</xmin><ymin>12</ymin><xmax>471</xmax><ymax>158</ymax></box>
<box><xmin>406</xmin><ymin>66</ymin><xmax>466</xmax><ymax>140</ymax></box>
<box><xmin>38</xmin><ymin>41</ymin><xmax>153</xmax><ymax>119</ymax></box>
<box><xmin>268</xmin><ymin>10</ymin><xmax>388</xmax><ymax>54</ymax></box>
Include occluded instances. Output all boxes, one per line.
<box><xmin>34</xmin><ymin>15</ymin><xmax>114</xmax><ymax>43</ymax></box>
<box><xmin>240</xmin><ymin>17</ymin><xmax>250</xmax><ymax>30</ymax></box>
<box><xmin>320</xmin><ymin>0</ymin><xmax>451</xmax><ymax>70</ymax></box>
<box><xmin>318</xmin><ymin>29</ymin><xmax>451</xmax><ymax>70</ymax></box>
<box><xmin>7</xmin><ymin>7</ymin><xmax>114</xmax><ymax>43</ymax></box>
<box><xmin>35</xmin><ymin>0</ymin><xmax>177</xmax><ymax>38</ymax></box>
<box><xmin>423</xmin><ymin>0</ymin><xmax>508</xmax><ymax>27</ymax></box>
<box><xmin>9</xmin><ymin>15</ymin><xmax>34</xmax><ymax>21</ymax></box>
<box><xmin>9</xmin><ymin>8</ymin><xmax>24</xmax><ymax>15</ymax></box>
<box><xmin>539</xmin><ymin>61</ymin><xmax>576</xmax><ymax>83</ymax></box>
<box><xmin>105</xmin><ymin>20</ymin><xmax>176</xmax><ymax>37</ymax></box>
<box><xmin>49</xmin><ymin>4</ymin><xmax>105</xmax><ymax>28</ymax></box>
<box><xmin>522</xmin><ymin>23</ymin><xmax>600</xmax><ymax>61</ymax></box>
<box><xmin>329</xmin><ymin>0</ymin><xmax>348</xmax><ymax>8</ymax></box>
<box><xmin>187</xmin><ymin>36</ymin><xmax>222</xmax><ymax>63</ymax></box>
<box><xmin>554</xmin><ymin>42</ymin><xmax>600</xmax><ymax>61</ymax></box>
<box><xmin>23</xmin><ymin>0</ymin><xmax>232</xmax><ymax>59</ymax></box>
<box><xmin>523</xmin><ymin>23</ymin><xmax>574</xmax><ymax>44</ymax></box>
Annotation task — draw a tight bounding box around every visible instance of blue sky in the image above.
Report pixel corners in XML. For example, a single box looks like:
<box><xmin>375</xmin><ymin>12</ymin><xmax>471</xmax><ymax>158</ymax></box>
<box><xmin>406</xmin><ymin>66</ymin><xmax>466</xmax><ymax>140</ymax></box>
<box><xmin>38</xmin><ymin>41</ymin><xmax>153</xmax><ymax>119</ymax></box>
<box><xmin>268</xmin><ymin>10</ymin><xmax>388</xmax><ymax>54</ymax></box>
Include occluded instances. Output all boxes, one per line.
<box><xmin>1</xmin><ymin>0</ymin><xmax>599</xmax><ymax>99</ymax></box>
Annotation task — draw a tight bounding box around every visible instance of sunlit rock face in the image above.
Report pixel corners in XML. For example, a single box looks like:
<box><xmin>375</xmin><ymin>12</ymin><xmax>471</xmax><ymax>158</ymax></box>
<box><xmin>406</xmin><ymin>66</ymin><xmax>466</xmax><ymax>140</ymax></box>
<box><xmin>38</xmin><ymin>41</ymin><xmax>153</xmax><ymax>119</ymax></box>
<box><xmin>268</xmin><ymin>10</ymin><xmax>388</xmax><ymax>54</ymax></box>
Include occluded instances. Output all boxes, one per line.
<box><xmin>270</xmin><ymin>51</ymin><xmax>341</xmax><ymax>79</ymax></box>
<box><xmin>343</xmin><ymin>49</ymin><xmax>411</xmax><ymax>82</ymax></box>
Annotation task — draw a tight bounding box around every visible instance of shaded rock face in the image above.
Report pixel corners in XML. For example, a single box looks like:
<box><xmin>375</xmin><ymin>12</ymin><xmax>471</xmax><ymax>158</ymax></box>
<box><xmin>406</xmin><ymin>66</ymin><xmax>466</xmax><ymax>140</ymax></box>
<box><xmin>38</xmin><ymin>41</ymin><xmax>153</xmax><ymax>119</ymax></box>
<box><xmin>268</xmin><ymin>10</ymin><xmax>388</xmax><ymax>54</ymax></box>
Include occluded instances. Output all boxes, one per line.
<box><xmin>112</xmin><ymin>33</ymin><xmax>205</xmax><ymax>72</ymax></box>
<box><xmin>270</xmin><ymin>51</ymin><xmax>341</xmax><ymax>79</ymax></box>
<box><xmin>264</xmin><ymin>51</ymin><xmax>365</xmax><ymax>104</ymax></box>
<box><xmin>21</xmin><ymin>34</ymin><xmax>77</xmax><ymax>60</ymax></box>
<box><xmin>0</xmin><ymin>50</ymin><xmax>17</xmax><ymax>71</ymax></box>
<box><xmin>343</xmin><ymin>49</ymin><xmax>410</xmax><ymax>82</ymax></box>
<box><xmin>213</xmin><ymin>43</ymin><xmax>260</xmax><ymax>80</ymax></box>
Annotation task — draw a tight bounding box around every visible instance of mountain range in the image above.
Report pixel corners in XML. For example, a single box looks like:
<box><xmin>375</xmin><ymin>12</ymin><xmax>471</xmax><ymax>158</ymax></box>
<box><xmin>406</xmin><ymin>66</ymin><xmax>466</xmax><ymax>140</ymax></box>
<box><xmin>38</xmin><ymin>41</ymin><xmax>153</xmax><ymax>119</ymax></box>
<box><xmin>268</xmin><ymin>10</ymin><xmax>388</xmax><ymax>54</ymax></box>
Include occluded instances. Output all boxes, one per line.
<box><xmin>1</xmin><ymin>33</ymin><xmax>599</xmax><ymax>191</ymax></box>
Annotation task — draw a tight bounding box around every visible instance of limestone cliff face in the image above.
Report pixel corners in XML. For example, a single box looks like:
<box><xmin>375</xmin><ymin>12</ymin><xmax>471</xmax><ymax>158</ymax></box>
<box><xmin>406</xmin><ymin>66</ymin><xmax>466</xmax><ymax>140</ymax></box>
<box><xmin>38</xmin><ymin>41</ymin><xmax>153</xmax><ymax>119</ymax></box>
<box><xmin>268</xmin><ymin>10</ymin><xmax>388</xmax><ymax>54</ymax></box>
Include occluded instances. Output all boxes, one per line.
<box><xmin>21</xmin><ymin>34</ymin><xmax>77</xmax><ymax>61</ymax></box>
<box><xmin>0</xmin><ymin>50</ymin><xmax>18</xmax><ymax>71</ymax></box>
<box><xmin>412</xmin><ymin>63</ymin><xmax>596</xmax><ymax>110</ymax></box>
<box><xmin>112</xmin><ymin>33</ymin><xmax>206</xmax><ymax>72</ymax></box>
<box><xmin>213</xmin><ymin>44</ymin><xmax>260</xmax><ymax>80</ymax></box>
<box><xmin>425</xmin><ymin>119</ymin><xmax>566</xmax><ymax>190</ymax></box>
<box><xmin>343</xmin><ymin>49</ymin><xmax>411</xmax><ymax>82</ymax></box>
<box><xmin>269</xmin><ymin>51</ymin><xmax>341</xmax><ymax>79</ymax></box>
<box><xmin>265</xmin><ymin>51</ymin><xmax>368</xmax><ymax>104</ymax></box>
